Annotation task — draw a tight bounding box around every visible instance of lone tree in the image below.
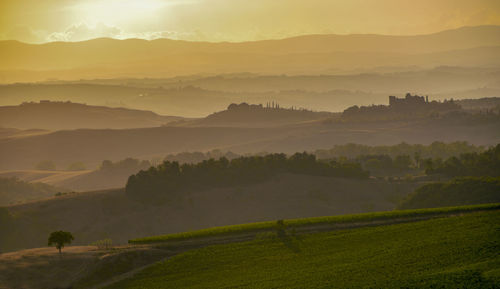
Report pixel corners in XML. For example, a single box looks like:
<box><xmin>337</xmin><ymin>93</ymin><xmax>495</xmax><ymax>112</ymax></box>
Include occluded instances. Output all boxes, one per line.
<box><xmin>48</xmin><ymin>231</ymin><xmax>74</xmax><ymax>254</ymax></box>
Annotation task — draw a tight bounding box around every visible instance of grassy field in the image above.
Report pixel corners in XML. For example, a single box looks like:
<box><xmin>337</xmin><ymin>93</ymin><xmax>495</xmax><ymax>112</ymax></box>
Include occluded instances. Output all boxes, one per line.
<box><xmin>129</xmin><ymin>203</ymin><xmax>500</xmax><ymax>244</ymax></box>
<box><xmin>109</xmin><ymin>207</ymin><xmax>500</xmax><ymax>289</ymax></box>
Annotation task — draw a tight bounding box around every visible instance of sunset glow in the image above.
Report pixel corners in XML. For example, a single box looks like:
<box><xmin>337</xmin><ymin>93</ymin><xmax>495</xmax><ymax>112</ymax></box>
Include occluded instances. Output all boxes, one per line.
<box><xmin>1</xmin><ymin>0</ymin><xmax>500</xmax><ymax>43</ymax></box>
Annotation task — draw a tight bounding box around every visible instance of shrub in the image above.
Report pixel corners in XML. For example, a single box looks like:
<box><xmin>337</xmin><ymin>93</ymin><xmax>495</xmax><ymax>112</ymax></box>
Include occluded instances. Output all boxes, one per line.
<box><xmin>91</xmin><ymin>238</ymin><xmax>113</xmax><ymax>250</ymax></box>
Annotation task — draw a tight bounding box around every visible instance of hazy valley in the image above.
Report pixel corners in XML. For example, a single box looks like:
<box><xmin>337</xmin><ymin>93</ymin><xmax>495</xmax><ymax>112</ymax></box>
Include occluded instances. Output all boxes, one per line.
<box><xmin>1</xmin><ymin>13</ymin><xmax>500</xmax><ymax>289</ymax></box>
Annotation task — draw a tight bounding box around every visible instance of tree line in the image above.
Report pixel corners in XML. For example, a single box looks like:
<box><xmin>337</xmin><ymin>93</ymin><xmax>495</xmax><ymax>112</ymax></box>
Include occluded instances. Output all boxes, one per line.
<box><xmin>99</xmin><ymin>158</ymin><xmax>151</xmax><ymax>172</ymax></box>
<box><xmin>398</xmin><ymin>176</ymin><xmax>500</xmax><ymax>209</ymax></box>
<box><xmin>424</xmin><ymin>144</ymin><xmax>500</xmax><ymax>177</ymax></box>
<box><xmin>315</xmin><ymin>142</ymin><xmax>484</xmax><ymax>160</ymax></box>
<box><xmin>126</xmin><ymin>152</ymin><xmax>369</xmax><ymax>198</ymax></box>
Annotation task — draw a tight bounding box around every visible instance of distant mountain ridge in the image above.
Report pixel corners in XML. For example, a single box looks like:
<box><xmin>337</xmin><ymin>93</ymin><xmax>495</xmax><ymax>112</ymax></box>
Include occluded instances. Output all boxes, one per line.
<box><xmin>1</xmin><ymin>26</ymin><xmax>499</xmax><ymax>82</ymax></box>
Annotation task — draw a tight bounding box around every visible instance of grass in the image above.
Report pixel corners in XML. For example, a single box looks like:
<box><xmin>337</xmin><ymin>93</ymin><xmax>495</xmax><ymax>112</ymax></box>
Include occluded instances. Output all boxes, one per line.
<box><xmin>108</xmin><ymin>208</ymin><xmax>500</xmax><ymax>288</ymax></box>
<box><xmin>129</xmin><ymin>203</ymin><xmax>500</xmax><ymax>244</ymax></box>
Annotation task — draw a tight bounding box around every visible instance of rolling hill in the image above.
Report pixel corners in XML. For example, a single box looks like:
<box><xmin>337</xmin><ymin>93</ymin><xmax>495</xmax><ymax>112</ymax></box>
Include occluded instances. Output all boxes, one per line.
<box><xmin>1</xmin><ymin>66</ymin><xmax>499</xmax><ymax>117</ymax></box>
<box><xmin>0</xmin><ymin>101</ymin><xmax>184</xmax><ymax>130</ymax></box>
<box><xmin>0</xmin><ymin>115</ymin><xmax>498</xmax><ymax>170</ymax></box>
<box><xmin>0</xmin><ymin>127</ymin><xmax>49</xmax><ymax>140</ymax></box>
<box><xmin>188</xmin><ymin>102</ymin><xmax>335</xmax><ymax>127</ymax></box>
<box><xmin>0</xmin><ymin>176</ymin><xmax>63</xmax><ymax>206</ymax></box>
<box><xmin>0</xmin><ymin>168</ymin><xmax>134</xmax><ymax>193</ymax></box>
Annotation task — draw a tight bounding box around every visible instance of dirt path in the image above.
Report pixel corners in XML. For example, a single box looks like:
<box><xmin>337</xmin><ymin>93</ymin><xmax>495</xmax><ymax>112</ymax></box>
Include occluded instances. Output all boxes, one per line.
<box><xmin>86</xmin><ymin>257</ymin><xmax>168</xmax><ymax>289</ymax></box>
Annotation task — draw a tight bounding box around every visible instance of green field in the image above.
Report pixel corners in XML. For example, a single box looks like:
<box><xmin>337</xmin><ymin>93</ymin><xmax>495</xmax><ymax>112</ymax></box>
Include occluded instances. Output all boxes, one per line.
<box><xmin>110</xmin><ymin>206</ymin><xmax>500</xmax><ymax>288</ymax></box>
<box><xmin>129</xmin><ymin>203</ymin><xmax>500</xmax><ymax>244</ymax></box>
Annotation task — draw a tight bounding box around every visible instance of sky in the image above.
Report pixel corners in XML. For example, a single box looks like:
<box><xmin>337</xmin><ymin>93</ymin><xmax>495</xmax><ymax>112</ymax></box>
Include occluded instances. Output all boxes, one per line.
<box><xmin>1</xmin><ymin>0</ymin><xmax>500</xmax><ymax>43</ymax></box>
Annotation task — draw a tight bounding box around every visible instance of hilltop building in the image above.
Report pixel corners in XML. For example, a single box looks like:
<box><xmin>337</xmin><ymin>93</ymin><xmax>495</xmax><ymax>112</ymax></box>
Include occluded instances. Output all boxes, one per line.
<box><xmin>342</xmin><ymin>93</ymin><xmax>461</xmax><ymax>121</ymax></box>
<box><xmin>389</xmin><ymin>93</ymin><xmax>429</xmax><ymax>106</ymax></box>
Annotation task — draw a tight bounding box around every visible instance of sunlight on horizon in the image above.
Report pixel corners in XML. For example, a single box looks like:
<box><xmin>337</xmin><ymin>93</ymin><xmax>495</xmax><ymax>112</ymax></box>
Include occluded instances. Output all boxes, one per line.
<box><xmin>1</xmin><ymin>0</ymin><xmax>500</xmax><ymax>43</ymax></box>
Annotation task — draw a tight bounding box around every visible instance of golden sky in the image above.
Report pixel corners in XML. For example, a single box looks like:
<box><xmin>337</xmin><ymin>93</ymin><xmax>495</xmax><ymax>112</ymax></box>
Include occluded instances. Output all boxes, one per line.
<box><xmin>1</xmin><ymin>0</ymin><xmax>500</xmax><ymax>43</ymax></box>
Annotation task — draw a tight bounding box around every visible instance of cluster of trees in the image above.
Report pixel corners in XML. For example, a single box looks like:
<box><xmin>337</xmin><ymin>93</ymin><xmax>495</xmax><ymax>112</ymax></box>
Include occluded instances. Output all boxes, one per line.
<box><xmin>424</xmin><ymin>144</ymin><xmax>500</xmax><ymax>177</ymax></box>
<box><xmin>356</xmin><ymin>154</ymin><xmax>414</xmax><ymax>172</ymax></box>
<box><xmin>164</xmin><ymin>150</ymin><xmax>240</xmax><ymax>164</ymax></box>
<box><xmin>126</xmin><ymin>152</ymin><xmax>368</xmax><ymax>198</ymax></box>
<box><xmin>315</xmin><ymin>142</ymin><xmax>484</xmax><ymax>160</ymax></box>
<box><xmin>398</xmin><ymin>177</ymin><xmax>500</xmax><ymax>209</ymax></box>
<box><xmin>99</xmin><ymin>158</ymin><xmax>151</xmax><ymax>172</ymax></box>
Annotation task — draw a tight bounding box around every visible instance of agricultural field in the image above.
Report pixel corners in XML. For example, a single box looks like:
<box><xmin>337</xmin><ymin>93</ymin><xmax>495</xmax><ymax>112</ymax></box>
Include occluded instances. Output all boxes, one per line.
<box><xmin>2</xmin><ymin>204</ymin><xmax>499</xmax><ymax>288</ymax></box>
<box><xmin>107</xmin><ymin>205</ymin><xmax>500</xmax><ymax>288</ymax></box>
<box><xmin>129</xmin><ymin>203</ymin><xmax>499</xmax><ymax>244</ymax></box>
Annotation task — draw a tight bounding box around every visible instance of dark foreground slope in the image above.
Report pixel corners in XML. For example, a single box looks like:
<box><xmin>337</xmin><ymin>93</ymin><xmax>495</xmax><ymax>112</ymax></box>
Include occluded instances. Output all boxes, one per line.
<box><xmin>109</xmin><ymin>207</ymin><xmax>500</xmax><ymax>289</ymax></box>
<box><xmin>1</xmin><ymin>174</ymin><xmax>417</xmax><ymax>252</ymax></box>
<box><xmin>1</xmin><ymin>205</ymin><xmax>498</xmax><ymax>289</ymax></box>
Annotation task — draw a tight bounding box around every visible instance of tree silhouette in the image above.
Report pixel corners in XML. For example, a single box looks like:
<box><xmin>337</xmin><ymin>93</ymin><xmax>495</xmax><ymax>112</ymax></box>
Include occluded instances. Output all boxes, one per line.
<box><xmin>126</xmin><ymin>152</ymin><xmax>369</xmax><ymax>199</ymax></box>
<box><xmin>48</xmin><ymin>231</ymin><xmax>74</xmax><ymax>255</ymax></box>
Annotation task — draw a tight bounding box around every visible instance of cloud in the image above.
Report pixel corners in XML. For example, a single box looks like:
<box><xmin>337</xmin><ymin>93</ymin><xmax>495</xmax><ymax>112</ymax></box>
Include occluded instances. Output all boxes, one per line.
<box><xmin>122</xmin><ymin>30</ymin><xmax>199</xmax><ymax>41</ymax></box>
<box><xmin>47</xmin><ymin>22</ymin><xmax>122</xmax><ymax>42</ymax></box>
<box><xmin>45</xmin><ymin>22</ymin><xmax>214</xmax><ymax>42</ymax></box>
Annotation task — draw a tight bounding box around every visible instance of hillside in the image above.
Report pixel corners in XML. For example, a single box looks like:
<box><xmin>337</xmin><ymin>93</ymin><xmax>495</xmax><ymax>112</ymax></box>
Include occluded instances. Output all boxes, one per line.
<box><xmin>0</xmin><ymin>177</ymin><xmax>63</xmax><ymax>206</ymax></box>
<box><xmin>110</xmin><ymin>207</ymin><xmax>500</xmax><ymax>289</ymax></box>
<box><xmin>0</xmin><ymin>127</ymin><xmax>50</xmax><ymax>140</ymax></box>
<box><xmin>0</xmin><ymin>167</ymin><xmax>139</xmax><ymax>193</ymax></box>
<box><xmin>189</xmin><ymin>103</ymin><xmax>334</xmax><ymax>127</ymax></box>
<box><xmin>1</xmin><ymin>205</ymin><xmax>498</xmax><ymax>289</ymax></box>
<box><xmin>1</xmin><ymin>26</ymin><xmax>500</xmax><ymax>82</ymax></box>
<box><xmin>0</xmin><ymin>101</ymin><xmax>183</xmax><ymax>130</ymax></box>
<box><xmin>1</xmin><ymin>116</ymin><xmax>499</xmax><ymax>170</ymax></box>
<box><xmin>0</xmin><ymin>174</ymin><xmax>419</xmax><ymax>252</ymax></box>
<box><xmin>0</xmin><ymin>158</ymin><xmax>151</xmax><ymax>195</ymax></box>
<box><xmin>1</xmin><ymin>67</ymin><xmax>499</xmax><ymax>117</ymax></box>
